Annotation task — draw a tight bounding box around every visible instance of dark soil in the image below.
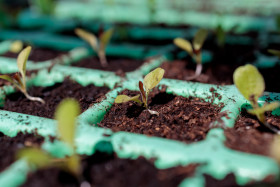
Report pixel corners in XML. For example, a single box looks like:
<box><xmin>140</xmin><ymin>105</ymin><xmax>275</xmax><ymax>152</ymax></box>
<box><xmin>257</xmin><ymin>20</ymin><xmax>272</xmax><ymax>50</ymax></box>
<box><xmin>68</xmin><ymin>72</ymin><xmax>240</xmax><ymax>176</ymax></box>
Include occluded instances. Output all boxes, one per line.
<box><xmin>225</xmin><ymin>109</ymin><xmax>280</xmax><ymax>156</ymax></box>
<box><xmin>161</xmin><ymin>60</ymin><xmax>238</xmax><ymax>85</ymax></box>
<box><xmin>98</xmin><ymin>88</ymin><xmax>224</xmax><ymax>143</ymax></box>
<box><xmin>0</xmin><ymin>132</ymin><xmax>44</xmax><ymax>172</ymax></box>
<box><xmin>21</xmin><ymin>152</ymin><xmax>198</xmax><ymax>187</ymax></box>
<box><xmin>2</xmin><ymin>78</ymin><xmax>109</xmax><ymax>118</ymax></box>
<box><xmin>2</xmin><ymin>48</ymin><xmax>66</xmax><ymax>62</ymax></box>
<box><xmin>72</xmin><ymin>56</ymin><xmax>144</xmax><ymax>75</ymax></box>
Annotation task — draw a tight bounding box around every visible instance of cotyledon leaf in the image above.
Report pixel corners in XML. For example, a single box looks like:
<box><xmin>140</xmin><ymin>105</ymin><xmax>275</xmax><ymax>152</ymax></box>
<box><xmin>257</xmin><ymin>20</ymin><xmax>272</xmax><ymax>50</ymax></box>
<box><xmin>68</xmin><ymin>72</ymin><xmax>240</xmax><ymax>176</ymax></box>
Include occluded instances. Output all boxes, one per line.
<box><xmin>143</xmin><ymin>67</ymin><xmax>165</xmax><ymax>91</ymax></box>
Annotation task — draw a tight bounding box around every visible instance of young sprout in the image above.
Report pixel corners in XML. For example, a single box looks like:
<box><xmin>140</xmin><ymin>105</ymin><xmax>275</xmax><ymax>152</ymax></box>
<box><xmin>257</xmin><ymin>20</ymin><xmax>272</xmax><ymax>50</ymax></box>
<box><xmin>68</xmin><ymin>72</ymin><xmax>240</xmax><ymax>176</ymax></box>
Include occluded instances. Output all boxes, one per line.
<box><xmin>115</xmin><ymin>68</ymin><xmax>165</xmax><ymax>115</ymax></box>
<box><xmin>233</xmin><ymin>64</ymin><xmax>280</xmax><ymax>134</ymax></box>
<box><xmin>17</xmin><ymin>98</ymin><xmax>81</xmax><ymax>176</ymax></box>
<box><xmin>9</xmin><ymin>40</ymin><xmax>23</xmax><ymax>53</ymax></box>
<box><xmin>268</xmin><ymin>49</ymin><xmax>280</xmax><ymax>58</ymax></box>
<box><xmin>32</xmin><ymin>0</ymin><xmax>55</xmax><ymax>15</ymax></box>
<box><xmin>75</xmin><ymin>28</ymin><xmax>114</xmax><ymax>67</ymax></box>
<box><xmin>174</xmin><ymin>29</ymin><xmax>208</xmax><ymax>80</ymax></box>
<box><xmin>0</xmin><ymin>46</ymin><xmax>45</xmax><ymax>104</ymax></box>
<box><xmin>215</xmin><ymin>25</ymin><xmax>226</xmax><ymax>47</ymax></box>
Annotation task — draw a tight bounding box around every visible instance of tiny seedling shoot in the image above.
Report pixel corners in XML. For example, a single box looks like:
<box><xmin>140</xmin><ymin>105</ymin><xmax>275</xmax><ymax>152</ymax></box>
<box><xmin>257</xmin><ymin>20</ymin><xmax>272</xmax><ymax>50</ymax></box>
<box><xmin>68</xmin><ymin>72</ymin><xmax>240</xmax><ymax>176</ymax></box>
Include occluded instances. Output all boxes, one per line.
<box><xmin>115</xmin><ymin>67</ymin><xmax>165</xmax><ymax>115</ymax></box>
<box><xmin>17</xmin><ymin>98</ymin><xmax>81</xmax><ymax>176</ymax></box>
<box><xmin>75</xmin><ymin>28</ymin><xmax>114</xmax><ymax>67</ymax></box>
<box><xmin>233</xmin><ymin>64</ymin><xmax>280</xmax><ymax>134</ymax></box>
<box><xmin>0</xmin><ymin>46</ymin><xmax>45</xmax><ymax>104</ymax></box>
<box><xmin>174</xmin><ymin>28</ymin><xmax>208</xmax><ymax>80</ymax></box>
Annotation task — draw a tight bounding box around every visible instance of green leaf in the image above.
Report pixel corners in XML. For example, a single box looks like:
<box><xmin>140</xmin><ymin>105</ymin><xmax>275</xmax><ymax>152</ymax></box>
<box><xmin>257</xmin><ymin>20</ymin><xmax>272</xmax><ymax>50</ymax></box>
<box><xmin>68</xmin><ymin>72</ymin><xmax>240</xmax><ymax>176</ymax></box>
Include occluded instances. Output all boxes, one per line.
<box><xmin>143</xmin><ymin>68</ymin><xmax>165</xmax><ymax>91</ymax></box>
<box><xmin>193</xmin><ymin>29</ymin><xmax>208</xmax><ymax>51</ymax></box>
<box><xmin>17</xmin><ymin>148</ymin><xmax>52</xmax><ymax>168</ymax></box>
<box><xmin>0</xmin><ymin>75</ymin><xmax>16</xmax><ymax>85</ymax></box>
<box><xmin>233</xmin><ymin>64</ymin><xmax>264</xmax><ymax>104</ymax></box>
<box><xmin>268</xmin><ymin>49</ymin><xmax>280</xmax><ymax>58</ymax></box>
<box><xmin>55</xmin><ymin>98</ymin><xmax>80</xmax><ymax>148</ymax></box>
<box><xmin>115</xmin><ymin>94</ymin><xmax>141</xmax><ymax>104</ymax></box>
<box><xmin>75</xmin><ymin>28</ymin><xmax>98</xmax><ymax>52</ymax></box>
<box><xmin>173</xmin><ymin>38</ymin><xmax>193</xmax><ymax>56</ymax></box>
<box><xmin>249</xmin><ymin>102</ymin><xmax>280</xmax><ymax>115</ymax></box>
<box><xmin>10</xmin><ymin>40</ymin><xmax>23</xmax><ymax>53</ymax></box>
<box><xmin>100</xmin><ymin>28</ymin><xmax>114</xmax><ymax>52</ymax></box>
<box><xmin>17</xmin><ymin>46</ymin><xmax>31</xmax><ymax>83</ymax></box>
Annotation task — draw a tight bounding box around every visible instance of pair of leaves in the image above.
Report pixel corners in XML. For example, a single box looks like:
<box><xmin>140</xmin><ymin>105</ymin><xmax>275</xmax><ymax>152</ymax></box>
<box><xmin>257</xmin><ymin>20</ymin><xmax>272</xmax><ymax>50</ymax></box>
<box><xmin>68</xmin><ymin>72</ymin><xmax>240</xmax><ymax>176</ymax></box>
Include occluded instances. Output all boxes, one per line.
<box><xmin>234</xmin><ymin>64</ymin><xmax>280</xmax><ymax>124</ymax></box>
<box><xmin>174</xmin><ymin>29</ymin><xmax>208</xmax><ymax>64</ymax></box>
<box><xmin>18</xmin><ymin>98</ymin><xmax>81</xmax><ymax>175</ymax></box>
<box><xmin>115</xmin><ymin>68</ymin><xmax>165</xmax><ymax>109</ymax></box>
<box><xmin>75</xmin><ymin>28</ymin><xmax>113</xmax><ymax>57</ymax></box>
<box><xmin>0</xmin><ymin>46</ymin><xmax>31</xmax><ymax>91</ymax></box>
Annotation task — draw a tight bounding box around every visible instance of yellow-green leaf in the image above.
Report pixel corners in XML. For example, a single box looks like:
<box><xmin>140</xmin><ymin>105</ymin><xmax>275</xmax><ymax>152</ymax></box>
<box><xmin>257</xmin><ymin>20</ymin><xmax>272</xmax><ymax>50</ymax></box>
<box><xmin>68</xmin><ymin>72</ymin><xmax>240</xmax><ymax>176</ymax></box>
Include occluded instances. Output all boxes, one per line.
<box><xmin>10</xmin><ymin>40</ymin><xmax>23</xmax><ymax>53</ymax></box>
<box><xmin>55</xmin><ymin>98</ymin><xmax>80</xmax><ymax>148</ymax></box>
<box><xmin>268</xmin><ymin>49</ymin><xmax>280</xmax><ymax>58</ymax></box>
<box><xmin>143</xmin><ymin>68</ymin><xmax>165</xmax><ymax>91</ymax></box>
<box><xmin>115</xmin><ymin>94</ymin><xmax>140</xmax><ymax>104</ymax></box>
<box><xmin>193</xmin><ymin>29</ymin><xmax>208</xmax><ymax>51</ymax></box>
<box><xmin>233</xmin><ymin>64</ymin><xmax>264</xmax><ymax>104</ymax></box>
<box><xmin>173</xmin><ymin>38</ymin><xmax>193</xmax><ymax>56</ymax></box>
<box><xmin>249</xmin><ymin>102</ymin><xmax>280</xmax><ymax>115</ymax></box>
<box><xmin>17</xmin><ymin>148</ymin><xmax>52</xmax><ymax>168</ymax></box>
<box><xmin>17</xmin><ymin>46</ymin><xmax>31</xmax><ymax>82</ymax></box>
<box><xmin>0</xmin><ymin>75</ymin><xmax>16</xmax><ymax>84</ymax></box>
<box><xmin>75</xmin><ymin>28</ymin><xmax>98</xmax><ymax>52</ymax></box>
<box><xmin>100</xmin><ymin>28</ymin><xmax>114</xmax><ymax>52</ymax></box>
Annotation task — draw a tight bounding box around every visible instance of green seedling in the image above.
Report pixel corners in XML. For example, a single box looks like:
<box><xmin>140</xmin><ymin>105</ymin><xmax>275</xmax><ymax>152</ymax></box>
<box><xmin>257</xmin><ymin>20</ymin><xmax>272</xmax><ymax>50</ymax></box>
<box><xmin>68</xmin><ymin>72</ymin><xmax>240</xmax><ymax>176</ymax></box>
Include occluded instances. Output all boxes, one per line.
<box><xmin>115</xmin><ymin>67</ymin><xmax>165</xmax><ymax>115</ymax></box>
<box><xmin>75</xmin><ymin>28</ymin><xmax>114</xmax><ymax>67</ymax></box>
<box><xmin>215</xmin><ymin>24</ymin><xmax>226</xmax><ymax>47</ymax></box>
<box><xmin>18</xmin><ymin>98</ymin><xmax>81</xmax><ymax>176</ymax></box>
<box><xmin>0</xmin><ymin>46</ymin><xmax>45</xmax><ymax>104</ymax></box>
<box><xmin>268</xmin><ymin>49</ymin><xmax>280</xmax><ymax>58</ymax></box>
<box><xmin>233</xmin><ymin>64</ymin><xmax>280</xmax><ymax>134</ymax></box>
<box><xmin>174</xmin><ymin>29</ymin><xmax>208</xmax><ymax>80</ymax></box>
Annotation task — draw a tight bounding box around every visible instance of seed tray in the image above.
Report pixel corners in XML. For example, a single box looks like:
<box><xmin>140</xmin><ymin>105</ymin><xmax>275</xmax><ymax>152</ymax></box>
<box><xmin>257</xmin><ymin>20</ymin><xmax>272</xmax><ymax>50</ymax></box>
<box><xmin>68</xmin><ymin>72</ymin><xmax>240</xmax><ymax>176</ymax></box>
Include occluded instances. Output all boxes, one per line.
<box><xmin>0</xmin><ymin>39</ymin><xmax>279</xmax><ymax>186</ymax></box>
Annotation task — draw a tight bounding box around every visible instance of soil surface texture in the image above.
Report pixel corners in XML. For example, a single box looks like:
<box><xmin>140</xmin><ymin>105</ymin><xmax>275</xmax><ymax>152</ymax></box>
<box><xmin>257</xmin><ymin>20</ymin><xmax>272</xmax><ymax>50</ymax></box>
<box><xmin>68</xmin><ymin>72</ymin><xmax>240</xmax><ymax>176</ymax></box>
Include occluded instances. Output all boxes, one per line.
<box><xmin>2</xmin><ymin>78</ymin><xmax>109</xmax><ymax>118</ymax></box>
<box><xmin>2</xmin><ymin>48</ymin><xmax>66</xmax><ymax>62</ymax></box>
<box><xmin>21</xmin><ymin>152</ymin><xmax>197</xmax><ymax>187</ymax></box>
<box><xmin>98</xmin><ymin>88</ymin><xmax>224</xmax><ymax>143</ymax></box>
<box><xmin>225</xmin><ymin>109</ymin><xmax>280</xmax><ymax>156</ymax></box>
<box><xmin>0</xmin><ymin>132</ymin><xmax>44</xmax><ymax>172</ymax></box>
<box><xmin>72</xmin><ymin>56</ymin><xmax>144</xmax><ymax>75</ymax></box>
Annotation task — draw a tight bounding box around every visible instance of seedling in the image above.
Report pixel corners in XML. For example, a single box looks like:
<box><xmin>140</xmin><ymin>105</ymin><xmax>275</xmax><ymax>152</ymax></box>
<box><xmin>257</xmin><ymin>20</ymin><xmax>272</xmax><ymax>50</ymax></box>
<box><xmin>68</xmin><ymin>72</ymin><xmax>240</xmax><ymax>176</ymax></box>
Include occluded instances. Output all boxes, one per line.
<box><xmin>233</xmin><ymin>64</ymin><xmax>280</xmax><ymax>134</ymax></box>
<box><xmin>115</xmin><ymin>68</ymin><xmax>165</xmax><ymax>115</ymax></box>
<box><xmin>31</xmin><ymin>0</ymin><xmax>55</xmax><ymax>15</ymax></box>
<box><xmin>75</xmin><ymin>28</ymin><xmax>114</xmax><ymax>67</ymax></box>
<box><xmin>215</xmin><ymin>25</ymin><xmax>226</xmax><ymax>47</ymax></box>
<box><xmin>0</xmin><ymin>46</ymin><xmax>45</xmax><ymax>104</ymax></box>
<box><xmin>174</xmin><ymin>29</ymin><xmax>208</xmax><ymax>80</ymax></box>
<box><xmin>18</xmin><ymin>98</ymin><xmax>81</xmax><ymax>176</ymax></box>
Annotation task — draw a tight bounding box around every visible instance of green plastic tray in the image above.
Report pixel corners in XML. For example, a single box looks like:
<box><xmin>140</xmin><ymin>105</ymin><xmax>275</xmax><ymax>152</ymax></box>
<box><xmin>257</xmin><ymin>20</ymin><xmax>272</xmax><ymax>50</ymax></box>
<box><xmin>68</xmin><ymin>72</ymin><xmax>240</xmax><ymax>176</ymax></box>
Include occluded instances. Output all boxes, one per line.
<box><xmin>0</xmin><ymin>40</ymin><xmax>279</xmax><ymax>186</ymax></box>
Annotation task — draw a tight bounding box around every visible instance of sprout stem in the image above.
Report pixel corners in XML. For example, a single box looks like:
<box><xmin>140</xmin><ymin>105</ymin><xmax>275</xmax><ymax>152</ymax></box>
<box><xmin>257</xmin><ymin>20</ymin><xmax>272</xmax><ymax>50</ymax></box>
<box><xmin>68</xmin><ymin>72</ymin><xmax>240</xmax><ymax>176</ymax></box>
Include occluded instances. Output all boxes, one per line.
<box><xmin>98</xmin><ymin>51</ymin><xmax>108</xmax><ymax>67</ymax></box>
<box><xmin>24</xmin><ymin>92</ymin><xmax>45</xmax><ymax>104</ymax></box>
<box><xmin>186</xmin><ymin>63</ymin><xmax>203</xmax><ymax>81</ymax></box>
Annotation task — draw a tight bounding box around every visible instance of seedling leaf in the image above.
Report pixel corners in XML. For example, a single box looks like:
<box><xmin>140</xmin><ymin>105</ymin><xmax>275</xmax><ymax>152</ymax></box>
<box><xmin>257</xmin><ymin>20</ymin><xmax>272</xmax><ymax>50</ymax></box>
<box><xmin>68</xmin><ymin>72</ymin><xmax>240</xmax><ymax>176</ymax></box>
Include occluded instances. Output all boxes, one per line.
<box><xmin>100</xmin><ymin>28</ymin><xmax>114</xmax><ymax>52</ymax></box>
<box><xmin>268</xmin><ymin>49</ymin><xmax>280</xmax><ymax>58</ymax></box>
<box><xmin>193</xmin><ymin>29</ymin><xmax>208</xmax><ymax>51</ymax></box>
<box><xmin>233</xmin><ymin>64</ymin><xmax>264</xmax><ymax>104</ymax></box>
<box><xmin>173</xmin><ymin>38</ymin><xmax>193</xmax><ymax>56</ymax></box>
<box><xmin>17</xmin><ymin>46</ymin><xmax>31</xmax><ymax>84</ymax></box>
<box><xmin>10</xmin><ymin>40</ymin><xmax>23</xmax><ymax>53</ymax></box>
<box><xmin>75</xmin><ymin>28</ymin><xmax>98</xmax><ymax>52</ymax></box>
<box><xmin>17</xmin><ymin>148</ymin><xmax>52</xmax><ymax>168</ymax></box>
<box><xmin>115</xmin><ymin>94</ymin><xmax>141</xmax><ymax>104</ymax></box>
<box><xmin>55</xmin><ymin>98</ymin><xmax>80</xmax><ymax>148</ymax></box>
<box><xmin>143</xmin><ymin>67</ymin><xmax>165</xmax><ymax>91</ymax></box>
<box><xmin>248</xmin><ymin>102</ymin><xmax>280</xmax><ymax>116</ymax></box>
<box><xmin>0</xmin><ymin>75</ymin><xmax>17</xmax><ymax>85</ymax></box>
<box><xmin>139</xmin><ymin>81</ymin><xmax>147</xmax><ymax>108</ymax></box>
